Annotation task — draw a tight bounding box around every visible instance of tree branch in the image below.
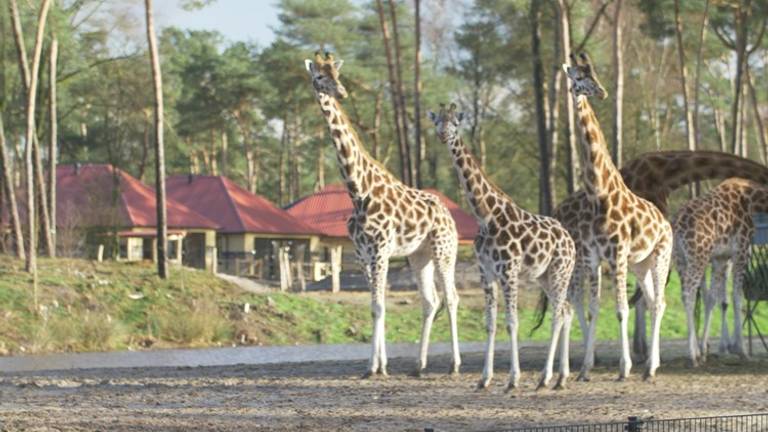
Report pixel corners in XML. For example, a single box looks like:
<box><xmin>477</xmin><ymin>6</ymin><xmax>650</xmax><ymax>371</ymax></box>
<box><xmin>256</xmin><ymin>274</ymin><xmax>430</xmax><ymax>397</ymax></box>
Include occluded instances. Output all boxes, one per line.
<box><xmin>575</xmin><ymin>0</ymin><xmax>614</xmax><ymax>53</ymax></box>
<box><xmin>57</xmin><ymin>52</ymin><xmax>141</xmax><ymax>83</ymax></box>
<box><xmin>747</xmin><ymin>16</ymin><xmax>767</xmax><ymax>55</ymax></box>
<box><xmin>712</xmin><ymin>24</ymin><xmax>736</xmax><ymax>50</ymax></box>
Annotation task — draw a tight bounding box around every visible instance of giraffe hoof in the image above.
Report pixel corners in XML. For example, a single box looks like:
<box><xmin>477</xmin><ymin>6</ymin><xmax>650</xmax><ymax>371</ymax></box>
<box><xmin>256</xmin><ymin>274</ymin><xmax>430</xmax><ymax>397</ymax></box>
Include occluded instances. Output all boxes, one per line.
<box><xmin>505</xmin><ymin>382</ymin><xmax>519</xmax><ymax>393</ymax></box>
<box><xmin>616</xmin><ymin>374</ymin><xmax>627</xmax><ymax>382</ymax></box>
<box><xmin>576</xmin><ymin>372</ymin><xmax>590</xmax><ymax>382</ymax></box>
<box><xmin>448</xmin><ymin>362</ymin><xmax>461</xmax><ymax>376</ymax></box>
<box><xmin>361</xmin><ymin>371</ymin><xmax>375</xmax><ymax>380</ymax></box>
<box><xmin>535</xmin><ymin>380</ymin><xmax>547</xmax><ymax>391</ymax></box>
<box><xmin>409</xmin><ymin>369</ymin><xmax>424</xmax><ymax>378</ymax></box>
<box><xmin>554</xmin><ymin>376</ymin><xmax>567</xmax><ymax>390</ymax></box>
<box><xmin>476</xmin><ymin>379</ymin><xmax>491</xmax><ymax>391</ymax></box>
<box><xmin>687</xmin><ymin>358</ymin><xmax>699</xmax><ymax>368</ymax></box>
<box><xmin>642</xmin><ymin>369</ymin><xmax>655</xmax><ymax>382</ymax></box>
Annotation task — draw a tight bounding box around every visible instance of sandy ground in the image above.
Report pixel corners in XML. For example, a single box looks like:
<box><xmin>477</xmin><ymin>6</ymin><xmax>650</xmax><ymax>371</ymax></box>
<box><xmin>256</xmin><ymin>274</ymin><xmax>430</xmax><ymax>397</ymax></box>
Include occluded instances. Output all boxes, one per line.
<box><xmin>1</xmin><ymin>340</ymin><xmax>768</xmax><ymax>432</ymax></box>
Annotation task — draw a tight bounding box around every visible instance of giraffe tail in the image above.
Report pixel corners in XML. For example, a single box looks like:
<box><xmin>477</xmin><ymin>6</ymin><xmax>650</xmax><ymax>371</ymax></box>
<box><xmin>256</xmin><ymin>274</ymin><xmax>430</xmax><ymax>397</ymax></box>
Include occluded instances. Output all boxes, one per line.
<box><xmin>530</xmin><ymin>293</ymin><xmax>548</xmax><ymax>336</ymax></box>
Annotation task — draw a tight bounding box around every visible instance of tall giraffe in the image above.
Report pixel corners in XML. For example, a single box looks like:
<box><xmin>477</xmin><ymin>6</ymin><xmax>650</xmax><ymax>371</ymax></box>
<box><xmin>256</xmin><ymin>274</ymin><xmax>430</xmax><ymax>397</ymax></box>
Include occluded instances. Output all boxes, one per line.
<box><xmin>563</xmin><ymin>53</ymin><xmax>673</xmax><ymax>380</ymax></box>
<box><xmin>305</xmin><ymin>52</ymin><xmax>461</xmax><ymax>377</ymax></box>
<box><xmin>673</xmin><ymin>178</ymin><xmax>768</xmax><ymax>365</ymax></box>
<box><xmin>429</xmin><ymin>104</ymin><xmax>575</xmax><ymax>390</ymax></box>
<box><xmin>556</xmin><ymin>151</ymin><xmax>768</xmax><ymax>359</ymax></box>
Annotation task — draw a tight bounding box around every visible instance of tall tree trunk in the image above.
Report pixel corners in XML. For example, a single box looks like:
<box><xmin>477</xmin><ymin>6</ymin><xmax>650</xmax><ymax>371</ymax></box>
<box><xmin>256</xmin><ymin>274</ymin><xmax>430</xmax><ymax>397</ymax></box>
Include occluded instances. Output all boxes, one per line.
<box><xmin>413</xmin><ymin>0</ymin><xmax>422</xmax><ymax>188</ymax></box>
<box><xmin>740</xmin><ymin>76</ymin><xmax>749</xmax><ymax>158</ymax></box>
<box><xmin>558</xmin><ymin>0</ymin><xmax>578</xmax><ymax>194</ymax></box>
<box><xmin>139</xmin><ymin>111</ymin><xmax>150</xmax><ymax>181</ymax></box>
<box><xmin>692</xmin><ymin>0</ymin><xmax>710</xmax><ymax>149</ymax></box>
<box><xmin>530</xmin><ymin>1</ymin><xmax>552</xmax><ymax>215</ymax></box>
<box><xmin>611</xmin><ymin>0</ymin><xmax>624</xmax><ymax>166</ymax></box>
<box><xmin>47</xmin><ymin>20</ymin><xmax>58</xmax><ymax>257</ymax></box>
<box><xmin>375</xmin><ymin>0</ymin><xmax>410</xmax><ymax>185</ymax></box>
<box><xmin>10</xmin><ymin>0</ymin><xmax>53</xmax><ymax>262</ymax></box>
<box><xmin>371</xmin><ymin>89</ymin><xmax>383</xmax><ymax>160</ymax></box>
<box><xmin>387</xmin><ymin>0</ymin><xmax>412</xmax><ymax>186</ymax></box>
<box><xmin>315</xmin><ymin>144</ymin><xmax>325</xmax><ymax>192</ymax></box>
<box><xmin>747</xmin><ymin>68</ymin><xmax>768</xmax><ymax>164</ymax></box>
<box><xmin>730</xmin><ymin>3</ymin><xmax>749</xmax><ymax>155</ymax></box>
<box><xmin>145</xmin><ymin>0</ymin><xmax>168</xmax><ymax>279</ymax></box>
<box><xmin>714</xmin><ymin>108</ymin><xmax>728</xmax><ymax>152</ymax></box>
<box><xmin>674</xmin><ymin>0</ymin><xmax>698</xmax><ymax>196</ymax></box>
<box><xmin>547</xmin><ymin>9</ymin><xmax>562</xmax><ymax>202</ymax></box>
<box><xmin>0</xmin><ymin>118</ymin><xmax>25</xmax><ymax>259</ymax></box>
<box><xmin>220</xmin><ymin>130</ymin><xmax>228</xmax><ymax>176</ymax></box>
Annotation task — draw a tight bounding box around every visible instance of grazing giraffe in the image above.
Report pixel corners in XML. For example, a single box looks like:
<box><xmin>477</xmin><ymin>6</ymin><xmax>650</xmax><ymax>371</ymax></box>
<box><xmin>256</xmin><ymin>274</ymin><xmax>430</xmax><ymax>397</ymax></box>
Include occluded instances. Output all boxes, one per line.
<box><xmin>304</xmin><ymin>52</ymin><xmax>461</xmax><ymax>378</ymax></box>
<box><xmin>429</xmin><ymin>103</ymin><xmax>576</xmax><ymax>390</ymax></box>
<box><xmin>673</xmin><ymin>178</ymin><xmax>768</xmax><ymax>365</ymax></box>
<box><xmin>556</xmin><ymin>151</ymin><xmax>768</xmax><ymax>359</ymax></box>
<box><xmin>562</xmin><ymin>53</ymin><xmax>673</xmax><ymax>380</ymax></box>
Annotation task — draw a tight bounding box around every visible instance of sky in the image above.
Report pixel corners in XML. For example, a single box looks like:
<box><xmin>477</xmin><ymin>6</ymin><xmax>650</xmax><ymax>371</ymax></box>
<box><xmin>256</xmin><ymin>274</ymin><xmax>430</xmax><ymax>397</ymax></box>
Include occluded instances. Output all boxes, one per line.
<box><xmin>153</xmin><ymin>0</ymin><xmax>281</xmax><ymax>46</ymax></box>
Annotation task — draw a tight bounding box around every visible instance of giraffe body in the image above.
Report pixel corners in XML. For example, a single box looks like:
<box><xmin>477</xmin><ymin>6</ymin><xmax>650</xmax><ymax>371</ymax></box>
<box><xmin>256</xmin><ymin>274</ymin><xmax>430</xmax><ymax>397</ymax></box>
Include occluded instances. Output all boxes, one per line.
<box><xmin>430</xmin><ymin>104</ymin><xmax>575</xmax><ymax>390</ymax></box>
<box><xmin>562</xmin><ymin>54</ymin><xmax>673</xmax><ymax>380</ymax></box>
<box><xmin>306</xmin><ymin>53</ymin><xmax>461</xmax><ymax>377</ymax></box>
<box><xmin>558</xmin><ymin>151</ymin><xmax>768</xmax><ymax>359</ymax></box>
<box><xmin>673</xmin><ymin>178</ymin><xmax>768</xmax><ymax>365</ymax></box>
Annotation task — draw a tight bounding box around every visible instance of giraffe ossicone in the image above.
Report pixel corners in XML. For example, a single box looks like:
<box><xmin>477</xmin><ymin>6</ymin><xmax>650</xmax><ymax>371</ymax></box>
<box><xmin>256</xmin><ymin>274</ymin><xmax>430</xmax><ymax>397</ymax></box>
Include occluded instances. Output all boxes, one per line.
<box><xmin>305</xmin><ymin>52</ymin><xmax>462</xmax><ymax>378</ymax></box>
<box><xmin>430</xmin><ymin>102</ymin><xmax>576</xmax><ymax>391</ymax></box>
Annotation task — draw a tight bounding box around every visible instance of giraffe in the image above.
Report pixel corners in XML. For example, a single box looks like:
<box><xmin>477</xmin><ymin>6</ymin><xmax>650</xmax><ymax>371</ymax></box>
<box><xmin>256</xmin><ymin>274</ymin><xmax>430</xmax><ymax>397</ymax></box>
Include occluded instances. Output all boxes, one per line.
<box><xmin>562</xmin><ymin>53</ymin><xmax>673</xmax><ymax>381</ymax></box>
<box><xmin>429</xmin><ymin>103</ymin><xmax>576</xmax><ymax>390</ymax></box>
<box><xmin>304</xmin><ymin>52</ymin><xmax>461</xmax><ymax>378</ymax></box>
<box><xmin>673</xmin><ymin>178</ymin><xmax>768</xmax><ymax>366</ymax></box>
<box><xmin>556</xmin><ymin>151</ymin><xmax>768</xmax><ymax>359</ymax></box>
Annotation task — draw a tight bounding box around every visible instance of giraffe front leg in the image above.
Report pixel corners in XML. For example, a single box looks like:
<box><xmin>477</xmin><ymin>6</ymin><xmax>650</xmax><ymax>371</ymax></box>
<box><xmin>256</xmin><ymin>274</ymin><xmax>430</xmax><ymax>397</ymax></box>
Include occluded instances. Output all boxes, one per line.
<box><xmin>577</xmin><ymin>267</ymin><xmax>601</xmax><ymax>382</ymax></box>
<box><xmin>567</xmin><ymin>263</ymin><xmax>588</xmax><ymax>348</ymax></box>
<box><xmin>632</xmin><ymin>285</ymin><xmax>648</xmax><ymax>362</ymax></box>
<box><xmin>502</xmin><ymin>268</ymin><xmax>521</xmax><ymax>392</ymax></box>
<box><xmin>614</xmin><ymin>258</ymin><xmax>632</xmax><ymax>381</ymax></box>
<box><xmin>644</xmin><ymin>239</ymin><xmax>670</xmax><ymax>380</ymax></box>
<box><xmin>433</xmin><ymin>236</ymin><xmax>461</xmax><ymax>376</ymax></box>
<box><xmin>363</xmin><ymin>258</ymin><xmax>390</xmax><ymax>379</ymax></box>
<box><xmin>730</xmin><ymin>251</ymin><xmax>749</xmax><ymax>359</ymax></box>
<box><xmin>538</xmin><ymin>272</ymin><xmax>568</xmax><ymax>391</ymax></box>
<box><xmin>478</xmin><ymin>270</ymin><xmax>498</xmax><ymax>390</ymax></box>
<box><xmin>701</xmin><ymin>260</ymin><xmax>724</xmax><ymax>361</ymax></box>
<box><xmin>409</xmin><ymin>249</ymin><xmax>439</xmax><ymax>377</ymax></box>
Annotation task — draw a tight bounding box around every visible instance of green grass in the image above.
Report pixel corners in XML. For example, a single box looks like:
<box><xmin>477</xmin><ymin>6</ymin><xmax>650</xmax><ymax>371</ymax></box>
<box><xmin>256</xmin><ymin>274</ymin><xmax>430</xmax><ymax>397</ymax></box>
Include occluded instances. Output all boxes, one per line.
<box><xmin>1</xmin><ymin>256</ymin><xmax>768</xmax><ymax>355</ymax></box>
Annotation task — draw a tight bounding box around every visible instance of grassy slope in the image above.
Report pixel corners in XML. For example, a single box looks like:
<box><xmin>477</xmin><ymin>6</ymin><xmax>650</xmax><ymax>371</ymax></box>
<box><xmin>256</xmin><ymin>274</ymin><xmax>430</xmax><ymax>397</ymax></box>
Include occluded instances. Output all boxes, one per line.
<box><xmin>0</xmin><ymin>256</ymin><xmax>766</xmax><ymax>355</ymax></box>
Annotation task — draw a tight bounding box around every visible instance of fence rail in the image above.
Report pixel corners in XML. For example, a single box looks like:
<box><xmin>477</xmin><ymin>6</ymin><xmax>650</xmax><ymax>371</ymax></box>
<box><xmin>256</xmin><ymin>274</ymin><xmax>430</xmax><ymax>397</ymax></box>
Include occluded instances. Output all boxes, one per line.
<box><xmin>424</xmin><ymin>413</ymin><xmax>768</xmax><ymax>432</ymax></box>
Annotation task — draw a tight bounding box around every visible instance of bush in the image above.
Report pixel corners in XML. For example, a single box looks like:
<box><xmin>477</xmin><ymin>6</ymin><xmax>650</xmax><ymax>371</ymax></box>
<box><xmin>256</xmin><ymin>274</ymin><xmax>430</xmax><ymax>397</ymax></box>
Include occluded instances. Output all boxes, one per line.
<box><xmin>153</xmin><ymin>300</ymin><xmax>232</xmax><ymax>345</ymax></box>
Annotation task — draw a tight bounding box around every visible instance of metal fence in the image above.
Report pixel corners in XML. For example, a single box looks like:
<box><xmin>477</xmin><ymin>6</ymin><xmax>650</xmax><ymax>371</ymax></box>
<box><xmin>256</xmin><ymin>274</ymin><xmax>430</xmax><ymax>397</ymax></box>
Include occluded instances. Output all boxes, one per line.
<box><xmin>425</xmin><ymin>413</ymin><xmax>768</xmax><ymax>432</ymax></box>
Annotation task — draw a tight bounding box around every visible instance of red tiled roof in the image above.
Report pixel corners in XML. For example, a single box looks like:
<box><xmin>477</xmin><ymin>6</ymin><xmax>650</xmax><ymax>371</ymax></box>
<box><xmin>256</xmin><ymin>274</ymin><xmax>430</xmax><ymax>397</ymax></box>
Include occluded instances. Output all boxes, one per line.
<box><xmin>166</xmin><ymin>175</ymin><xmax>320</xmax><ymax>236</ymax></box>
<box><xmin>285</xmin><ymin>184</ymin><xmax>478</xmax><ymax>243</ymax></box>
<box><xmin>55</xmin><ymin>164</ymin><xmax>218</xmax><ymax>230</ymax></box>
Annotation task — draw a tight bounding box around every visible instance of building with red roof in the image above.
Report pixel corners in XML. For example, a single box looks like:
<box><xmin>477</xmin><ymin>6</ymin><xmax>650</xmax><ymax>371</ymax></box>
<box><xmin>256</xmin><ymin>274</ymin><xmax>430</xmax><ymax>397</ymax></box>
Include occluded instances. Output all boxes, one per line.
<box><xmin>286</xmin><ymin>184</ymin><xmax>478</xmax><ymax>244</ymax></box>
<box><xmin>167</xmin><ymin>175</ymin><xmax>323</xmax><ymax>275</ymax></box>
<box><xmin>54</xmin><ymin>164</ymin><xmax>218</xmax><ymax>270</ymax></box>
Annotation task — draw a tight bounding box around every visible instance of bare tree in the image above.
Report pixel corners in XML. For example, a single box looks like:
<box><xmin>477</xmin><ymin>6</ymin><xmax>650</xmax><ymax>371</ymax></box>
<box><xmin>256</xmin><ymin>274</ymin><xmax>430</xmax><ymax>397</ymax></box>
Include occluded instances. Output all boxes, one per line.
<box><xmin>375</xmin><ymin>0</ymin><xmax>411</xmax><ymax>185</ymax></box>
<box><xmin>673</xmin><ymin>0</ymin><xmax>696</xmax><ymax>154</ymax></box>
<box><xmin>747</xmin><ymin>67</ymin><xmax>767</xmax><ymax>163</ymax></box>
<box><xmin>145</xmin><ymin>0</ymin><xmax>168</xmax><ymax>279</ymax></box>
<box><xmin>691</xmin><ymin>0</ymin><xmax>710</xmax><ymax>150</ymax></box>
<box><xmin>0</xmin><ymin>118</ymin><xmax>25</xmax><ymax>259</ymax></box>
<box><xmin>48</xmin><ymin>33</ymin><xmax>59</xmax><ymax>256</ymax></box>
<box><xmin>530</xmin><ymin>0</ymin><xmax>552</xmax><ymax>215</ymax></box>
<box><xmin>9</xmin><ymin>0</ymin><xmax>54</xmax><ymax>259</ymax></box>
<box><xmin>387</xmin><ymin>0</ymin><xmax>412</xmax><ymax>186</ymax></box>
<box><xmin>610</xmin><ymin>0</ymin><xmax>624</xmax><ymax>165</ymax></box>
<box><xmin>413</xmin><ymin>0</ymin><xmax>422</xmax><ymax>188</ymax></box>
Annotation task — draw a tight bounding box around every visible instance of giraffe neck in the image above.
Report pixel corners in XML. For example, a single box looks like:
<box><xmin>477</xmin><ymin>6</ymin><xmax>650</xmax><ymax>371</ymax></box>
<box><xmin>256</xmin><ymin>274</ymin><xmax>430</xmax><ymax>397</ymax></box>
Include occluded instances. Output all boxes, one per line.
<box><xmin>444</xmin><ymin>133</ymin><xmax>500</xmax><ymax>219</ymax></box>
<box><xmin>315</xmin><ymin>93</ymin><xmax>394</xmax><ymax>199</ymax></box>
<box><xmin>575</xmin><ymin>95</ymin><xmax>625</xmax><ymax>200</ymax></box>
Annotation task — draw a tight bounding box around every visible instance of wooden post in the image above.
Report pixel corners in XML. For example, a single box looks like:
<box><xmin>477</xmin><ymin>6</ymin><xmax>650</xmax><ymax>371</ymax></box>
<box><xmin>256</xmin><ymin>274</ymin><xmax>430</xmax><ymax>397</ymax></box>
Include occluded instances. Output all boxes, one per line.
<box><xmin>330</xmin><ymin>245</ymin><xmax>342</xmax><ymax>293</ymax></box>
<box><xmin>97</xmin><ymin>244</ymin><xmax>104</xmax><ymax>262</ymax></box>
<box><xmin>277</xmin><ymin>243</ymin><xmax>291</xmax><ymax>292</ymax></box>
<box><xmin>294</xmin><ymin>243</ymin><xmax>307</xmax><ymax>292</ymax></box>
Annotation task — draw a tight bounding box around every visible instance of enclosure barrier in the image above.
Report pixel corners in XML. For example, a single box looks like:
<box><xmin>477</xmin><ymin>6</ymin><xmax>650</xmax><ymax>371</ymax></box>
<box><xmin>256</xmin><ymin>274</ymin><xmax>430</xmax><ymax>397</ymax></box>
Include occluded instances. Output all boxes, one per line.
<box><xmin>424</xmin><ymin>413</ymin><xmax>768</xmax><ymax>432</ymax></box>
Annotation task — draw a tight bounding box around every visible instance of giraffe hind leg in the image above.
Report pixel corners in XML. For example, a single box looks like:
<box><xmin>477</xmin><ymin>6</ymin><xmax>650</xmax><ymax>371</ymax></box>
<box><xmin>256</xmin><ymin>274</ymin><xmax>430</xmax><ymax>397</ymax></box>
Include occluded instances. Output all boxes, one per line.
<box><xmin>408</xmin><ymin>244</ymin><xmax>439</xmax><ymax>377</ymax></box>
<box><xmin>432</xmin><ymin>234</ymin><xmax>461</xmax><ymax>376</ymax></box>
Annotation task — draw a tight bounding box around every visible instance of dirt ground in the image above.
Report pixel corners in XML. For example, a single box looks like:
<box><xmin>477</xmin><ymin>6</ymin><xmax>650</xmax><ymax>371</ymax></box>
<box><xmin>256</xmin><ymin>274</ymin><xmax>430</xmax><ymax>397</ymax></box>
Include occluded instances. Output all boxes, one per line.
<box><xmin>1</xmin><ymin>342</ymin><xmax>768</xmax><ymax>432</ymax></box>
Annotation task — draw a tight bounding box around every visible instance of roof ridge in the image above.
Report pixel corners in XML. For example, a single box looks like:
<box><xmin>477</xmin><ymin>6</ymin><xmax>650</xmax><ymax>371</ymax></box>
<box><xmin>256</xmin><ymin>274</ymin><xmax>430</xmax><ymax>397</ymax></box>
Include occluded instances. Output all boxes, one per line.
<box><xmin>219</xmin><ymin>176</ymin><xmax>247</xmax><ymax>232</ymax></box>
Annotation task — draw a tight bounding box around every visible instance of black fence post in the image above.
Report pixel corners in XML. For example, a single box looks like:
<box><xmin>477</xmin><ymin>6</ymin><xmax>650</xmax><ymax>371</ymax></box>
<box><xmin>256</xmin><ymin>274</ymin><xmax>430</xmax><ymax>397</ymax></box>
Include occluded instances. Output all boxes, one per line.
<box><xmin>627</xmin><ymin>416</ymin><xmax>643</xmax><ymax>432</ymax></box>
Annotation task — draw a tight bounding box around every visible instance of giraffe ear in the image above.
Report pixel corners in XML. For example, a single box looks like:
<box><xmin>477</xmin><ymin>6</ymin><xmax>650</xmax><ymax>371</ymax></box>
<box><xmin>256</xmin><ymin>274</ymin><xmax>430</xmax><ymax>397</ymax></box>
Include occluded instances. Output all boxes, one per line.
<box><xmin>561</xmin><ymin>63</ymin><xmax>571</xmax><ymax>75</ymax></box>
<box><xmin>333</xmin><ymin>60</ymin><xmax>344</xmax><ymax>71</ymax></box>
<box><xmin>456</xmin><ymin>112</ymin><xmax>465</xmax><ymax>123</ymax></box>
<box><xmin>427</xmin><ymin>111</ymin><xmax>438</xmax><ymax>124</ymax></box>
<box><xmin>304</xmin><ymin>59</ymin><xmax>315</xmax><ymax>74</ymax></box>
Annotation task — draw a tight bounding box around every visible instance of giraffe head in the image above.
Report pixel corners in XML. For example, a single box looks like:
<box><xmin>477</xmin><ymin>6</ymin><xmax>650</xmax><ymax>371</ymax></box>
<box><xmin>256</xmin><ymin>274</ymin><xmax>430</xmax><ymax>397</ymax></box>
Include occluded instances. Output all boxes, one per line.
<box><xmin>563</xmin><ymin>52</ymin><xmax>607</xmax><ymax>100</ymax></box>
<box><xmin>304</xmin><ymin>51</ymin><xmax>348</xmax><ymax>100</ymax></box>
<box><xmin>427</xmin><ymin>103</ymin><xmax>464</xmax><ymax>142</ymax></box>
